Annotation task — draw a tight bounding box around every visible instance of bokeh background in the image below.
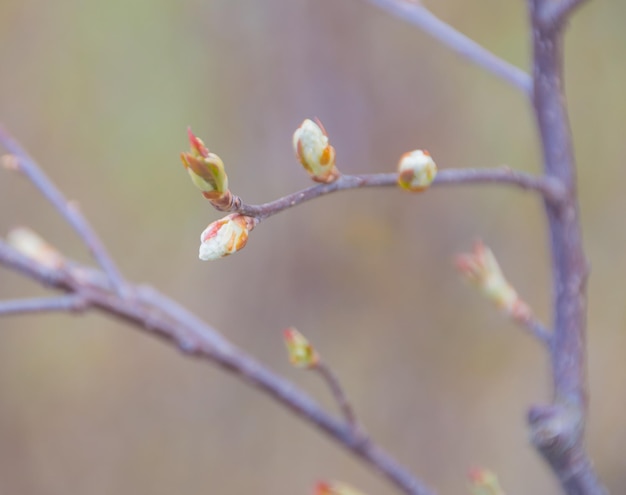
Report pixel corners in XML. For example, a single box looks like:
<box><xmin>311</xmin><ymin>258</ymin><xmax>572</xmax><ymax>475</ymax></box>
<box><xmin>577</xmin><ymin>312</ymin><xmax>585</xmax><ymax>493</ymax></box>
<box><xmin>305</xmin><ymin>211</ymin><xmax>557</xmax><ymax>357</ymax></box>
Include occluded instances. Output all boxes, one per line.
<box><xmin>0</xmin><ymin>0</ymin><xmax>624</xmax><ymax>493</ymax></box>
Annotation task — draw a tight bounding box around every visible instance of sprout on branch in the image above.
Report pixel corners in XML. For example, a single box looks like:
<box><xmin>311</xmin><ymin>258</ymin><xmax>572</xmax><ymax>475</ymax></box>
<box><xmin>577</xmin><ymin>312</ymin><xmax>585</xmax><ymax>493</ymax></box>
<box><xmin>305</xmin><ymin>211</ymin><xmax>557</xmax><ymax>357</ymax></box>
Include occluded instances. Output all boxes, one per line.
<box><xmin>181</xmin><ymin>127</ymin><xmax>233</xmax><ymax>209</ymax></box>
<box><xmin>455</xmin><ymin>241</ymin><xmax>531</xmax><ymax>323</ymax></box>
<box><xmin>293</xmin><ymin>118</ymin><xmax>339</xmax><ymax>183</ymax></box>
<box><xmin>6</xmin><ymin>227</ymin><xmax>65</xmax><ymax>269</ymax></box>
<box><xmin>467</xmin><ymin>467</ymin><xmax>506</xmax><ymax>495</ymax></box>
<box><xmin>397</xmin><ymin>149</ymin><xmax>437</xmax><ymax>192</ymax></box>
<box><xmin>199</xmin><ymin>213</ymin><xmax>257</xmax><ymax>261</ymax></box>
<box><xmin>283</xmin><ymin>327</ymin><xmax>319</xmax><ymax>368</ymax></box>
<box><xmin>315</xmin><ymin>481</ymin><xmax>368</xmax><ymax>495</ymax></box>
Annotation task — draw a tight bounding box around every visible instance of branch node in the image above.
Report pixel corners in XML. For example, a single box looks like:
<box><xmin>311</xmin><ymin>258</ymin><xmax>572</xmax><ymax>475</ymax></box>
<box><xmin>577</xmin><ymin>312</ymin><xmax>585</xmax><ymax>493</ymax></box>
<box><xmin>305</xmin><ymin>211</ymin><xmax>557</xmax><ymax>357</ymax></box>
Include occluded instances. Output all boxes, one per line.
<box><xmin>528</xmin><ymin>403</ymin><xmax>583</xmax><ymax>459</ymax></box>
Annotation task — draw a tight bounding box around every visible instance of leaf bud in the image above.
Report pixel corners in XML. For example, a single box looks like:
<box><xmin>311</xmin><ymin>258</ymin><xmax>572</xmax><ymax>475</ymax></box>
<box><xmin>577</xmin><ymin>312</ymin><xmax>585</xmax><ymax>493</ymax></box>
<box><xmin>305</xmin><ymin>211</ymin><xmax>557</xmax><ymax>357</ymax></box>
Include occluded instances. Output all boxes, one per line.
<box><xmin>293</xmin><ymin>118</ymin><xmax>339</xmax><ymax>183</ymax></box>
<box><xmin>397</xmin><ymin>149</ymin><xmax>437</xmax><ymax>192</ymax></box>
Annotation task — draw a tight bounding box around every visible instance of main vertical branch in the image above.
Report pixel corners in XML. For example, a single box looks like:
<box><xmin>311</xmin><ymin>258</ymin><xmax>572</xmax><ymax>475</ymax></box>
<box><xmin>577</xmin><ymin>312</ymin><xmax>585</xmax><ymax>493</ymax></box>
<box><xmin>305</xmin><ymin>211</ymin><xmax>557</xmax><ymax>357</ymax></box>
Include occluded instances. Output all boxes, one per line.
<box><xmin>527</xmin><ymin>1</ymin><xmax>606</xmax><ymax>493</ymax></box>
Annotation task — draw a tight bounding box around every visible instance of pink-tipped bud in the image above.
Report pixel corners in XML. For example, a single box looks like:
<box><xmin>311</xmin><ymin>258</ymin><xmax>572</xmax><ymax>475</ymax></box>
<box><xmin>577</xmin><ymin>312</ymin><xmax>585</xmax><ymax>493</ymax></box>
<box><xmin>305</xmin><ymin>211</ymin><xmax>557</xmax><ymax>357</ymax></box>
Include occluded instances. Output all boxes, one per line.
<box><xmin>181</xmin><ymin>128</ymin><xmax>230</xmax><ymax>203</ymax></box>
<box><xmin>1</xmin><ymin>154</ymin><xmax>20</xmax><ymax>172</ymax></box>
<box><xmin>199</xmin><ymin>213</ymin><xmax>257</xmax><ymax>261</ymax></box>
<box><xmin>283</xmin><ymin>327</ymin><xmax>319</xmax><ymax>369</ymax></box>
<box><xmin>455</xmin><ymin>241</ymin><xmax>531</xmax><ymax>322</ymax></box>
<box><xmin>315</xmin><ymin>481</ymin><xmax>367</xmax><ymax>495</ymax></box>
<box><xmin>467</xmin><ymin>468</ymin><xmax>505</xmax><ymax>495</ymax></box>
<box><xmin>397</xmin><ymin>149</ymin><xmax>437</xmax><ymax>192</ymax></box>
<box><xmin>293</xmin><ymin>118</ymin><xmax>339</xmax><ymax>183</ymax></box>
<box><xmin>6</xmin><ymin>227</ymin><xmax>65</xmax><ymax>269</ymax></box>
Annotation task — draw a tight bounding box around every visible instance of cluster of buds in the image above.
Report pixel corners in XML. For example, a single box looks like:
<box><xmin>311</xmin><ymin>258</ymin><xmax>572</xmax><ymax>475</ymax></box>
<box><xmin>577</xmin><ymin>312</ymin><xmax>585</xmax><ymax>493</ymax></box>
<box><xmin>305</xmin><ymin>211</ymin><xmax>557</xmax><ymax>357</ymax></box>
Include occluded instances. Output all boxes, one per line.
<box><xmin>293</xmin><ymin>118</ymin><xmax>340</xmax><ymax>183</ymax></box>
<box><xmin>455</xmin><ymin>241</ymin><xmax>531</xmax><ymax>323</ymax></box>
<box><xmin>6</xmin><ymin>227</ymin><xmax>65</xmax><ymax>269</ymax></box>
<box><xmin>397</xmin><ymin>149</ymin><xmax>437</xmax><ymax>192</ymax></box>
<box><xmin>283</xmin><ymin>327</ymin><xmax>319</xmax><ymax>369</ymax></box>
<box><xmin>180</xmin><ymin>128</ymin><xmax>232</xmax><ymax>209</ymax></box>
<box><xmin>315</xmin><ymin>481</ymin><xmax>367</xmax><ymax>495</ymax></box>
<box><xmin>467</xmin><ymin>468</ymin><xmax>505</xmax><ymax>495</ymax></box>
<box><xmin>199</xmin><ymin>213</ymin><xmax>257</xmax><ymax>261</ymax></box>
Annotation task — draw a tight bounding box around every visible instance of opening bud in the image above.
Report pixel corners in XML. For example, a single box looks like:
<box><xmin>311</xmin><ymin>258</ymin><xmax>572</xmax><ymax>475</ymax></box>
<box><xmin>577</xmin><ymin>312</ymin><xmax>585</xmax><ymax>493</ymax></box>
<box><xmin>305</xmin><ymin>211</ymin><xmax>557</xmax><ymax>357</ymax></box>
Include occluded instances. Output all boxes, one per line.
<box><xmin>6</xmin><ymin>227</ymin><xmax>65</xmax><ymax>269</ymax></box>
<box><xmin>199</xmin><ymin>213</ymin><xmax>257</xmax><ymax>261</ymax></box>
<box><xmin>181</xmin><ymin>127</ymin><xmax>230</xmax><ymax>201</ymax></box>
<box><xmin>467</xmin><ymin>468</ymin><xmax>505</xmax><ymax>495</ymax></box>
<box><xmin>315</xmin><ymin>481</ymin><xmax>367</xmax><ymax>495</ymax></box>
<box><xmin>397</xmin><ymin>149</ymin><xmax>437</xmax><ymax>192</ymax></box>
<box><xmin>283</xmin><ymin>327</ymin><xmax>319</xmax><ymax>369</ymax></box>
<box><xmin>293</xmin><ymin>118</ymin><xmax>339</xmax><ymax>183</ymax></box>
<box><xmin>455</xmin><ymin>241</ymin><xmax>531</xmax><ymax>322</ymax></box>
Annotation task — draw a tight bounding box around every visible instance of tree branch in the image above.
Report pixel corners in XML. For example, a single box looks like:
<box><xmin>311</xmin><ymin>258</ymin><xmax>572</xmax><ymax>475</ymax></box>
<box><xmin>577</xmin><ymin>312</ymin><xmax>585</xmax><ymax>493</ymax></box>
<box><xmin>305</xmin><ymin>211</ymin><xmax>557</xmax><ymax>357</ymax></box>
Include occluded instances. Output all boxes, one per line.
<box><xmin>0</xmin><ymin>295</ymin><xmax>87</xmax><ymax>316</ymax></box>
<box><xmin>526</xmin><ymin>0</ymin><xmax>606</xmax><ymax>493</ymax></box>
<box><xmin>233</xmin><ymin>168</ymin><xmax>564</xmax><ymax>220</ymax></box>
<box><xmin>361</xmin><ymin>0</ymin><xmax>532</xmax><ymax>95</ymax></box>
<box><xmin>541</xmin><ymin>0</ymin><xmax>591</xmax><ymax>32</ymax></box>
<box><xmin>521</xmin><ymin>317</ymin><xmax>552</xmax><ymax>345</ymax></box>
<box><xmin>315</xmin><ymin>360</ymin><xmax>364</xmax><ymax>438</ymax></box>
<box><xmin>0</xmin><ymin>126</ymin><xmax>128</xmax><ymax>296</ymax></box>
<box><xmin>0</xmin><ymin>239</ymin><xmax>434</xmax><ymax>495</ymax></box>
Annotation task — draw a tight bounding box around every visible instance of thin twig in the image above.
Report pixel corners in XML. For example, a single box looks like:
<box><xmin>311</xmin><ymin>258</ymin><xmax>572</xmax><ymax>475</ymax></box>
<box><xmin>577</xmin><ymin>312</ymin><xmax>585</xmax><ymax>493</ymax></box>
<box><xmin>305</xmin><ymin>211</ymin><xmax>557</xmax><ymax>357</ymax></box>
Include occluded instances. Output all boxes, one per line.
<box><xmin>362</xmin><ymin>0</ymin><xmax>532</xmax><ymax>95</ymax></box>
<box><xmin>520</xmin><ymin>317</ymin><xmax>552</xmax><ymax>345</ymax></box>
<box><xmin>0</xmin><ymin>295</ymin><xmax>87</xmax><ymax>316</ymax></box>
<box><xmin>234</xmin><ymin>168</ymin><xmax>563</xmax><ymax>220</ymax></box>
<box><xmin>0</xmin><ymin>239</ymin><xmax>434</xmax><ymax>495</ymax></box>
<box><xmin>0</xmin><ymin>125</ymin><xmax>127</xmax><ymax>296</ymax></box>
<box><xmin>315</xmin><ymin>360</ymin><xmax>365</xmax><ymax>438</ymax></box>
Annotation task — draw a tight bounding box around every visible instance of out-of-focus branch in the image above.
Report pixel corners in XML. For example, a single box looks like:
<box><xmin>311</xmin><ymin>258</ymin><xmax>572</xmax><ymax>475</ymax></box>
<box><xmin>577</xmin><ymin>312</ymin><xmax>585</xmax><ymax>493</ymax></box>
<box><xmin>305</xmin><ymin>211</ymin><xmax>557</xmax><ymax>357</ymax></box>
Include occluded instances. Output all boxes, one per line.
<box><xmin>283</xmin><ymin>328</ymin><xmax>366</xmax><ymax>438</ymax></box>
<box><xmin>0</xmin><ymin>239</ymin><xmax>434</xmax><ymax>495</ymax></box>
<box><xmin>0</xmin><ymin>126</ymin><xmax>127</xmax><ymax>296</ymax></box>
<box><xmin>526</xmin><ymin>0</ymin><xmax>606</xmax><ymax>493</ymax></box>
<box><xmin>361</xmin><ymin>0</ymin><xmax>532</xmax><ymax>95</ymax></box>
<box><xmin>232</xmin><ymin>168</ymin><xmax>564</xmax><ymax>220</ymax></box>
<box><xmin>541</xmin><ymin>0</ymin><xmax>591</xmax><ymax>31</ymax></box>
<box><xmin>522</xmin><ymin>317</ymin><xmax>552</xmax><ymax>345</ymax></box>
<box><xmin>315</xmin><ymin>361</ymin><xmax>363</xmax><ymax>437</ymax></box>
<box><xmin>0</xmin><ymin>295</ymin><xmax>87</xmax><ymax>316</ymax></box>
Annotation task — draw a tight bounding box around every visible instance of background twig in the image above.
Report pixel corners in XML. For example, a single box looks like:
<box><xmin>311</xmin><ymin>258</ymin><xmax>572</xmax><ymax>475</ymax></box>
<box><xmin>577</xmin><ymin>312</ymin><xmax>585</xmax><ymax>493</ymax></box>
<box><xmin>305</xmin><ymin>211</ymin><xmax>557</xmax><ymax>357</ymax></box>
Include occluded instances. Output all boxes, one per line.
<box><xmin>0</xmin><ymin>239</ymin><xmax>434</xmax><ymax>495</ymax></box>
<box><xmin>362</xmin><ymin>0</ymin><xmax>532</xmax><ymax>94</ymax></box>
<box><xmin>0</xmin><ymin>126</ymin><xmax>127</xmax><ymax>296</ymax></box>
<box><xmin>0</xmin><ymin>295</ymin><xmax>87</xmax><ymax>316</ymax></box>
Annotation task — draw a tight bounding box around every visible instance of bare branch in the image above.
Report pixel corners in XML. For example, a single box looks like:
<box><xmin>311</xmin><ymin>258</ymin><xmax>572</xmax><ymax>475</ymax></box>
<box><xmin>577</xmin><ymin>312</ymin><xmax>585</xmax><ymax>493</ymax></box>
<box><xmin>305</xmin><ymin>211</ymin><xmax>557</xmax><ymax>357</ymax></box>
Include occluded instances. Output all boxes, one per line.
<box><xmin>233</xmin><ymin>168</ymin><xmax>563</xmax><ymax>220</ymax></box>
<box><xmin>0</xmin><ymin>295</ymin><xmax>87</xmax><ymax>316</ymax></box>
<box><xmin>315</xmin><ymin>360</ymin><xmax>365</xmax><ymax>438</ymax></box>
<box><xmin>520</xmin><ymin>317</ymin><xmax>552</xmax><ymax>345</ymax></box>
<box><xmin>362</xmin><ymin>0</ymin><xmax>532</xmax><ymax>95</ymax></box>
<box><xmin>541</xmin><ymin>0</ymin><xmax>591</xmax><ymax>32</ymax></box>
<box><xmin>0</xmin><ymin>240</ymin><xmax>435</xmax><ymax>495</ymax></box>
<box><xmin>527</xmin><ymin>0</ymin><xmax>606</xmax><ymax>492</ymax></box>
<box><xmin>0</xmin><ymin>125</ymin><xmax>127</xmax><ymax>296</ymax></box>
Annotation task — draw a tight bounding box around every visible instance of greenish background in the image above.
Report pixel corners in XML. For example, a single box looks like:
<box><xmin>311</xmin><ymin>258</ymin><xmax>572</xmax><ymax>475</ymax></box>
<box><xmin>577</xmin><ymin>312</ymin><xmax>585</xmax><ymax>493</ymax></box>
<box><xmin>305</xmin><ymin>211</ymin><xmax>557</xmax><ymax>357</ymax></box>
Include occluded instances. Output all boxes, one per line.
<box><xmin>0</xmin><ymin>0</ymin><xmax>624</xmax><ymax>493</ymax></box>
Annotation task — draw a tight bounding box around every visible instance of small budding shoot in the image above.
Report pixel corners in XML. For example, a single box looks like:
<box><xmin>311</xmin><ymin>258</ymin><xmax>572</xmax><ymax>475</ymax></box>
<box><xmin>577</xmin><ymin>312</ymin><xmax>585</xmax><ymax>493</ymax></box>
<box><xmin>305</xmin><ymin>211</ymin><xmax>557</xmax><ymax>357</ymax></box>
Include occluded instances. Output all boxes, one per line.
<box><xmin>315</xmin><ymin>481</ymin><xmax>367</xmax><ymax>495</ymax></box>
<box><xmin>455</xmin><ymin>241</ymin><xmax>531</xmax><ymax>322</ymax></box>
<box><xmin>293</xmin><ymin>118</ymin><xmax>339</xmax><ymax>183</ymax></box>
<box><xmin>199</xmin><ymin>213</ymin><xmax>257</xmax><ymax>261</ymax></box>
<box><xmin>283</xmin><ymin>327</ymin><xmax>319</xmax><ymax>368</ymax></box>
<box><xmin>467</xmin><ymin>468</ymin><xmax>506</xmax><ymax>495</ymax></box>
<box><xmin>180</xmin><ymin>127</ymin><xmax>232</xmax><ymax>209</ymax></box>
<box><xmin>397</xmin><ymin>149</ymin><xmax>437</xmax><ymax>192</ymax></box>
<box><xmin>6</xmin><ymin>227</ymin><xmax>65</xmax><ymax>269</ymax></box>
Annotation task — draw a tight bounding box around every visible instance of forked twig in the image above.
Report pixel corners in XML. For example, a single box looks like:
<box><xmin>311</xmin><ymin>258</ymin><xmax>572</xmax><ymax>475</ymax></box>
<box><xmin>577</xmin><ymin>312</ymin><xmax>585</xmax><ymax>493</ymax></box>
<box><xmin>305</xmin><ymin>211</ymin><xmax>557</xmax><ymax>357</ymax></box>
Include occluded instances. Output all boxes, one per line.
<box><xmin>362</xmin><ymin>0</ymin><xmax>532</xmax><ymax>94</ymax></box>
<box><xmin>0</xmin><ymin>126</ymin><xmax>127</xmax><ymax>296</ymax></box>
<box><xmin>0</xmin><ymin>238</ymin><xmax>434</xmax><ymax>495</ymax></box>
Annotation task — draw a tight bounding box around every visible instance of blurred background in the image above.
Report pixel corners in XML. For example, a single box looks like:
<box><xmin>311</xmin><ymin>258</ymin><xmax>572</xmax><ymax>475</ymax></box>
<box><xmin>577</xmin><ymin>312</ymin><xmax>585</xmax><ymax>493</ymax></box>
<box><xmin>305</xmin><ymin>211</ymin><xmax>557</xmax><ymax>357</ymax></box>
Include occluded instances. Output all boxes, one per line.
<box><xmin>0</xmin><ymin>0</ymin><xmax>624</xmax><ymax>493</ymax></box>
